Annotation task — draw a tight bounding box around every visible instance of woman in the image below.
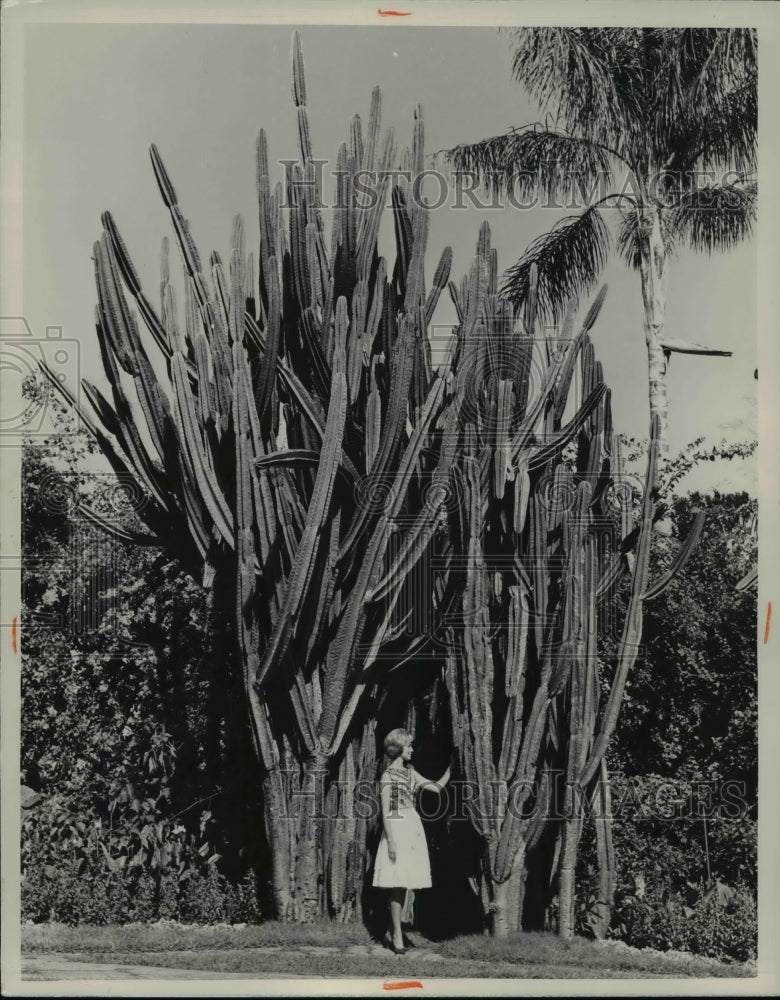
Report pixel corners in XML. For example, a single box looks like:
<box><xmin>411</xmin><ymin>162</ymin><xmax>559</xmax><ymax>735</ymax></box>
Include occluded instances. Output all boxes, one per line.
<box><xmin>373</xmin><ymin>728</ymin><xmax>450</xmax><ymax>954</ymax></box>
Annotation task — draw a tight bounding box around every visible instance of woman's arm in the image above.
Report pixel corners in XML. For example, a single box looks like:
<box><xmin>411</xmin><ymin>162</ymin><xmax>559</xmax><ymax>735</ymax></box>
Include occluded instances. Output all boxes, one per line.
<box><xmin>411</xmin><ymin>765</ymin><xmax>451</xmax><ymax>795</ymax></box>
<box><xmin>379</xmin><ymin>775</ymin><xmax>398</xmax><ymax>862</ymax></box>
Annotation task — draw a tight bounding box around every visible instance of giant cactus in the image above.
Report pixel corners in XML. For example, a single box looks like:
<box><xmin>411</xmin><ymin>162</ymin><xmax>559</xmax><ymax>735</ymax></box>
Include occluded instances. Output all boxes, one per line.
<box><xmin>439</xmin><ymin>225</ymin><xmax>705</xmax><ymax>937</ymax></box>
<box><xmin>41</xmin><ymin>32</ymin><xmax>460</xmax><ymax>921</ymax></box>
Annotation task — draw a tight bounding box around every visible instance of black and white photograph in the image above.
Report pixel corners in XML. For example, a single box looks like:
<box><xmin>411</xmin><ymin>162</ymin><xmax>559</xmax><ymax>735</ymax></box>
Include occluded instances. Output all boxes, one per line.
<box><xmin>1</xmin><ymin>2</ymin><xmax>778</xmax><ymax>995</ymax></box>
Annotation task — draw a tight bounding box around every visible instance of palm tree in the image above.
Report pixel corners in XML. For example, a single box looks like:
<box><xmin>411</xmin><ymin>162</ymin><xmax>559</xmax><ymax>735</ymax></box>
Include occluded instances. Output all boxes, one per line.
<box><xmin>444</xmin><ymin>28</ymin><xmax>756</xmax><ymax>453</ymax></box>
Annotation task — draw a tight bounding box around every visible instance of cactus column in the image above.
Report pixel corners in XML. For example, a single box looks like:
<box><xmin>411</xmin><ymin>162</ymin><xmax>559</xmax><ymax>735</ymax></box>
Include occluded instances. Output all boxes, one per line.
<box><xmin>438</xmin><ymin>225</ymin><xmax>705</xmax><ymax>937</ymax></box>
<box><xmin>41</xmin><ymin>33</ymin><xmax>469</xmax><ymax>921</ymax></box>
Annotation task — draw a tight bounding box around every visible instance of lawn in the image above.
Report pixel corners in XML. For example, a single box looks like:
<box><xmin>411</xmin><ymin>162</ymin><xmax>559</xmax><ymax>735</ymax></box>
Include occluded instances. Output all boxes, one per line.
<box><xmin>22</xmin><ymin>922</ymin><xmax>753</xmax><ymax>981</ymax></box>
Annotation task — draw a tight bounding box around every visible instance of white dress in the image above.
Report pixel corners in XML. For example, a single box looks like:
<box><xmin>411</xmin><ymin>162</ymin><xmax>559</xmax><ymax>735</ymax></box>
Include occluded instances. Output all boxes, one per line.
<box><xmin>373</xmin><ymin>766</ymin><xmax>432</xmax><ymax>889</ymax></box>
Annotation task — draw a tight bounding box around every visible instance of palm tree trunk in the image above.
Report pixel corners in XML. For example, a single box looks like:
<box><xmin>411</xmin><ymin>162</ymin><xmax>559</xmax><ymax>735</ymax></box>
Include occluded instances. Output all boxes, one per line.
<box><xmin>638</xmin><ymin>206</ymin><xmax>670</xmax><ymax>452</ymax></box>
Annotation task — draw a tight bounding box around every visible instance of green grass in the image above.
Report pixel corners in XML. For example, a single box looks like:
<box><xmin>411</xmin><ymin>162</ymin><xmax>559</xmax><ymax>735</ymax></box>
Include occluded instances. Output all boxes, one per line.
<box><xmin>22</xmin><ymin>920</ymin><xmax>370</xmax><ymax>954</ymax></box>
<box><xmin>26</xmin><ymin>948</ymin><xmax>677</xmax><ymax>980</ymax></box>
<box><xmin>22</xmin><ymin>922</ymin><xmax>752</xmax><ymax>981</ymax></box>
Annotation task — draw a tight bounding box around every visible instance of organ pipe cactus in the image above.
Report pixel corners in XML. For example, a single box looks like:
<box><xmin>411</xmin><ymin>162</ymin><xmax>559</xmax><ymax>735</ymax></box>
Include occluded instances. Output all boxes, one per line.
<box><xmin>41</xmin><ymin>32</ymin><xmax>459</xmax><ymax>921</ymax></box>
<box><xmin>441</xmin><ymin>225</ymin><xmax>706</xmax><ymax>937</ymax></box>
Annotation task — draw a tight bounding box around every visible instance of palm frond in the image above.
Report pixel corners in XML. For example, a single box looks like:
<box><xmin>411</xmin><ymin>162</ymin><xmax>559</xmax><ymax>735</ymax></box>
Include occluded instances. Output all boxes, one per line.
<box><xmin>500</xmin><ymin>206</ymin><xmax>610</xmax><ymax>322</ymax></box>
<box><xmin>673</xmin><ymin>74</ymin><xmax>757</xmax><ymax>175</ymax></box>
<box><xmin>504</xmin><ymin>27</ymin><xmax>757</xmax><ymax>185</ymax></box>
<box><xmin>678</xmin><ymin>28</ymin><xmax>756</xmax><ymax>116</ymax></box>
<box><xmin>656</xmin><ymin>29</ymin><xmax>757</xmax><ymax>174</ymax></box>
<box><xmin>444</xmin><ymin>128</ymin><xmax>613</xmax><ymax>204</ymax></box>
<box><xmin>673</xmin><ymin>181</ymin><xmax>756</xmax><ymax>253</ymax></box>
<box><xmin>507</xmin><ymin>28</ymin><xmax>641</xmax><ymax>149</ymax></box>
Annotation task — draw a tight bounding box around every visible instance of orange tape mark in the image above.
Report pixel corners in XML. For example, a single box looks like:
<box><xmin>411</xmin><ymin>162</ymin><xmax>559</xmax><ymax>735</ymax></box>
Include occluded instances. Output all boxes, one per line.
<box><xmin>378</xmin><ymin>9</ymin><xmax>413</xmax><ymax>15</ymax></box>
<box><xmin>11</xmin><ymin>616</ymin><xmax>18</xmax><ymax>654</ymax></box>
<box><xmin>383</xmin><ymin>982</ymin><xmax>423</xmax><ymax>991</ymax></box>
<box><xmin>764</xmin><ymin>601</ymin><xmax>772</xmax><ymax>644</ymax></box>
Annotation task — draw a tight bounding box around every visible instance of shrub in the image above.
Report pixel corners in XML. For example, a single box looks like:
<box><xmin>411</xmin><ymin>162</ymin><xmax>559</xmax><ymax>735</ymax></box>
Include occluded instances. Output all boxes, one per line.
<box><xmin>21</xmin><ymin>858</ymin><xmax>262</xmax><ymax>926</ymax></box>
<box><xmin>682</xmin><ymin>887</ymin><xmax>756</xmax><ymax>963</ymax></box>
<box><xmin>222</xmin><ymin>872</ymin><xmax>263</xmax><ymax>924</ymax></box>
<box><xmin>22</xmin><ymin>860</ymin><xmax>135</xmax><ymax>925</ymax></box>
<box><xmin>614</xmin><ymin>883</ymin><xmax>756</xmax><ymax>964</ymax></box>
<box><xmin>21</xmin><ymin>788</ymin><xmax>262</xmax><ymax>925</ymax></box>
<box><xmin>576</xmin><ymin>768</ymin><xmax>758</xmax><ymax>963</ymax></box>
<box><xmin>178</xmin><ymin>866</ymin><xmax>227</xmax><ymax>924</ymax></box>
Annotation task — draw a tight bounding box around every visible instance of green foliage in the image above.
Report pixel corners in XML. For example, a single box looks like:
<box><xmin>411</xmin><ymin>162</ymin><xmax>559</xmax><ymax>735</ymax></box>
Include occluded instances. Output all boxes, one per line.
<box><xmin>21</xmin><ymin>788</ymin><xmax>260</xmax><ymax>925</ymax></box>
<box><xmin>613</xmin><ymin>884</ymin><xmax>756</xmax><ymax>964</ymax></box>
<box><xmin>21</xmin><ymin>418</ymin><xmax>266</xmax><ymax>922</ymax></box>
<box><xmin>579</xmin><ymin>487</ymin><xmax>758</xmax><ymax>959</ymax></box>
<box><xmin>21</xmin><ymin>429</ymin><xmax>187</xmax><ymax>799</ymax></box>
<box><xmin>22</xmin><ymin>858</ymin><xmax>147</xmax><ymax>926</ymax></box>
<box><xmin>21</xmin><ymin>856</ymin><xmax>261</xmax><ymax>927</ymax></box>
<box><xmin>574</xmin><ymin>776</ymin><xmax>756</xmax><ymax>964</ymax></box>
<box><xmin>178</xmin><ymin>869</ymin><xmax>261</xmax><ymax>925</ymax></box>
<box><xmin>608</xmin><ymin>773</ymin><xmax>754</xmax><ymax>891</ymax></box>
<box><xmin>612</xmin><ymin>491</ymin><xmax>757</xmax><ymax>797</ymax></box>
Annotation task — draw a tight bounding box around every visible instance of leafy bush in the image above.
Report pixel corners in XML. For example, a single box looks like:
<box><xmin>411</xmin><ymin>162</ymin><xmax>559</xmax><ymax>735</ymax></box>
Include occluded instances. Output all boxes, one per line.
<box><xmin>178</xmin><ymin>869</ymin><xmax>261</xmax><ymax>924</ymax></box>
<box><xmin>21</xmin><ymin>859</ymin><xmax>261</xmax><ymax>926</ymax></box>
<box><xmin>573</xmin><ymin>766</ymin><xmax>756</xmax><ymax>963</ymax></box>
<box><xmin>23</xmin><ymin>859</ymin><xmax>122</xmax><ymax>925</ymax></box>
<box><xmin>685</xmin><ymin>888</ymin><xmax>756</xmax><ymax>963</ymax></box>
<box><xmin>21</xmin><ymin>782</ymin><xmax>261</xmax><ymax>926</ymax></box>
<box><xmin>613</xmin><ymin>883</ymin><xmax>756</xmax><ymax>964</ymax></box>
<box><xmin>605</xmin><ymin>771</ymin><xmax>756</xmax><ymax>896</ymax></box>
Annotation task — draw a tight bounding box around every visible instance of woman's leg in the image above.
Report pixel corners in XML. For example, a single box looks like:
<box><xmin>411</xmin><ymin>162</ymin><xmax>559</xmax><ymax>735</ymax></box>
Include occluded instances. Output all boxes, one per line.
<box><xmin>390</xmin><ymin>888</ymin><xmax>405</xmax><ymax>947</ymax></box>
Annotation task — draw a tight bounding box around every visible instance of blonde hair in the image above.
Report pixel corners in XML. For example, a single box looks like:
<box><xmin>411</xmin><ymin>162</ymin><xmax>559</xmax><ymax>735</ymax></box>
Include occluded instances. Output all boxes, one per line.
<box><xmin>383</xmin><ymin>728</ymin><xmax>412</xmax><ymax>760</ymax></box>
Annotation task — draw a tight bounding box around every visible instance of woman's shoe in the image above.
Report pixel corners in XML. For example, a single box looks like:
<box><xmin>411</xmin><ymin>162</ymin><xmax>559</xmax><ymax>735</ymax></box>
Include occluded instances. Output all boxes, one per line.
<box><xmin>384</xmin><ymin>932</ymin><xmax>406</xmax><ymax>955</ymax></box>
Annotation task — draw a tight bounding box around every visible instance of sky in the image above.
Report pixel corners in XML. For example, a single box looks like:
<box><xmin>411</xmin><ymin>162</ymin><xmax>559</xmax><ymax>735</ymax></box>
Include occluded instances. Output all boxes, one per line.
<box><xmin>21</xmin><ymin>22</ymin><xmax>758</xmax><ymax>494</ymax></box>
